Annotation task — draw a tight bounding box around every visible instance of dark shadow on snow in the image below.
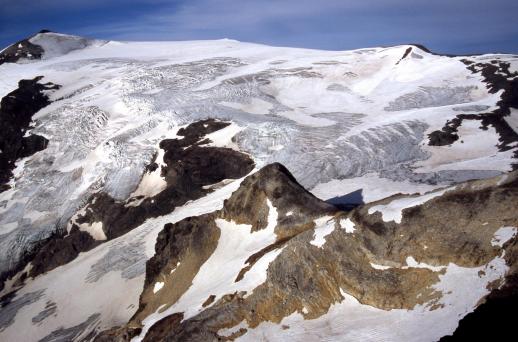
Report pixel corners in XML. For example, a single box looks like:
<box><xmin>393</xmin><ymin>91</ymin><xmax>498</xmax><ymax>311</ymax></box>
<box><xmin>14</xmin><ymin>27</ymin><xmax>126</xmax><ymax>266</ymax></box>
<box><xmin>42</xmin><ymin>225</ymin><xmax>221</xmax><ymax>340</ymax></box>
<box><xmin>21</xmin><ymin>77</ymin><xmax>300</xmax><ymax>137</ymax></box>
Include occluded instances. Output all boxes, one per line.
<box><xmin>326</xmin><ymin>188</ymin><xmax>364</xmax><ymax>211</ymax></box>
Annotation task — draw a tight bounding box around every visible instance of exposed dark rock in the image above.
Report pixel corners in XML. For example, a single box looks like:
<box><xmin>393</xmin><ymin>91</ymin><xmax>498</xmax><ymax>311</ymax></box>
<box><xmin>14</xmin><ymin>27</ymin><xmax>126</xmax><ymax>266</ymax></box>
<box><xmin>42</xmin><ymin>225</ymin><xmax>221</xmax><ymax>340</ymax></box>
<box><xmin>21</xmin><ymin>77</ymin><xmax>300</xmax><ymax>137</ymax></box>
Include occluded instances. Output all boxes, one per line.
<box><xmin>395</xmin><ymin>47</ymin><xmax>413</xmax><ymax>65</ymax></box>
<box><xmin>0</xmin><ymin>37</ymin><xmax>44</xmax><ymax>65</ymax></box>
<box><xmin>0</xmin><ymin>76</ymin><xmax>60</xmax><ymax>192</ymax></box>
<box><xmin>202</xmin><ymin>295</ymin><xmax>216</xmax><ymax>307</ymax></box>
<box><xmin>24</xmin><ymin>119</ymin><xmax>254</xmax><ymax>279</ymax></box>
<box><xmin>29</xmin><ymin>229</ymin><xmax>100</xmax><ymax>278</ymax></box>
<box><xmin>428</xmin><ymin>59</ymin><xmax>518</xmax><ymax>169</ymax></box>
<box><xmin>94</xmin><ymin>326</ymin><xmax>141</xmax><ymax>342</ymax></box>
<box><xmin>142</xmin><ymin>313</ymin><xmax>184</xmax><ymax>342</ymax></box>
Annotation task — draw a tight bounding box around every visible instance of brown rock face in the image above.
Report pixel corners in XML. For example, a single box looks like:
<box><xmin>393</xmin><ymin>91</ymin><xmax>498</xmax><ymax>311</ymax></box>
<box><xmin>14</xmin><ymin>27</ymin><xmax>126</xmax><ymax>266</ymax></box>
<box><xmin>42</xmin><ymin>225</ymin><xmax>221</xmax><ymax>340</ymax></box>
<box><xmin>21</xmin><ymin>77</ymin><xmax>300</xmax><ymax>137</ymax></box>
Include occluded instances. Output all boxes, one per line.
<box><xmin>97</xmin><ymin>165</ymin><xmax>518</xmax><ymax>342</ymax></box>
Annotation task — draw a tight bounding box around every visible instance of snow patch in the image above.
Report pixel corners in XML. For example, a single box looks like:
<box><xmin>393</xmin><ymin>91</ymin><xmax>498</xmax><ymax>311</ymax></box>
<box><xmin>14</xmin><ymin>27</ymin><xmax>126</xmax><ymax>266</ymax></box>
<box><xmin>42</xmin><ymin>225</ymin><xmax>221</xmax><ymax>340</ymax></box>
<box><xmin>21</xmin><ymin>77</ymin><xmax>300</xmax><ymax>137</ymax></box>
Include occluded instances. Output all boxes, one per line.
<box><xmin>130</xmin><ymin>148</ymin><xmax>167</xmax><ymax>198</ymax></box>
<box><xmin>153</xmin><ymin>282</ymin><xmax>164</xmax><ymax>294</ymax></box>
<box><xmin>218</xmin><ymin>320</ymin><xmax>249</xmax><ymax>337</ymax></box>
<box><xmin>491</xmin><ymin>226</ymin><xmax>517</xmax><ymax>247</ymax></box>
<box><xmin>370</xmin><ymin>263</ymin><xmax>392</xmax><ymax>270</ymax></box>
<box><xmin>402</xmin><ymin>256</ymin><xmax>445</xmax><ymax>272</ymax></box>
<box><xmin>203</xmin><ymin>122</ymin><xmax>244</xmax><ymax>149</ymax></box>
<box><xmin>340</xmin><ymin>218</ymin><xmax>356</xmax><ymax>233</ymax></box>
<box><xmin>368</xmin><ymin>188</ymin><xmax>450</xmax><ymax>223</ymax></box>
<box><xmin>310</xmin><ymin>216</ymin><xmax>335</xmax><ymax>247</ymax></box>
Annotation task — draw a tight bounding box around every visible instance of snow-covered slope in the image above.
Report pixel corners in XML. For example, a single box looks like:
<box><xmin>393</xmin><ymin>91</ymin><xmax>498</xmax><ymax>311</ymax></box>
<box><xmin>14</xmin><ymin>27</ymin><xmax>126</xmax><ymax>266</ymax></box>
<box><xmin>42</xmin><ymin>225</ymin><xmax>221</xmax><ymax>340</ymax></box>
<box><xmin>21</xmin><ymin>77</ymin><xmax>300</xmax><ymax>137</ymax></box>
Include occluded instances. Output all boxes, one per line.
<box><xmin>0</xmin><ymin>30</ymin><xmax>105</xmax><ymax>66</ymax></box>
<box><xmin>0</xmin><ymin>32</ymin><xmax>517</xmax><ymax>341</ymax></box>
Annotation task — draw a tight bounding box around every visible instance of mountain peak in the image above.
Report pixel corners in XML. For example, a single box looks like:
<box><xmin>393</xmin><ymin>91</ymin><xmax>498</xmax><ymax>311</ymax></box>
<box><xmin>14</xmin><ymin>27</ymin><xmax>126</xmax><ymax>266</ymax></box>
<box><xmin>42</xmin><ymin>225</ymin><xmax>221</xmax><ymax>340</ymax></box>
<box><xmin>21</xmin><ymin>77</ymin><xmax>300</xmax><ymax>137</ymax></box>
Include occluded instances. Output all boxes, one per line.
<box><xmin>0</xmin><ymin>30</ymin><xmax>103</xmax><ymax>65</ymax></box>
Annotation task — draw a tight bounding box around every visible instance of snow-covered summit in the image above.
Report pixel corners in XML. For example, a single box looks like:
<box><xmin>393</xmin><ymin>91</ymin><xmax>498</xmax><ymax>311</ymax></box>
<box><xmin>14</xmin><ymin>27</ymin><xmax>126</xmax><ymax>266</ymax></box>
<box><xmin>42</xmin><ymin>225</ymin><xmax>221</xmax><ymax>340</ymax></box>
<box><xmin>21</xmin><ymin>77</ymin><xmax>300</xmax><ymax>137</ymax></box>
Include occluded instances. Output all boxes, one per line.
<box><xmin>27</xmin><ymin>31</ymin><xmax>105</xmax><ymax>59</ymax></box>
<box><xmin>0</xmin><ymin>30</ymin><xmax>105</xmax><ymax>65</ymax></box>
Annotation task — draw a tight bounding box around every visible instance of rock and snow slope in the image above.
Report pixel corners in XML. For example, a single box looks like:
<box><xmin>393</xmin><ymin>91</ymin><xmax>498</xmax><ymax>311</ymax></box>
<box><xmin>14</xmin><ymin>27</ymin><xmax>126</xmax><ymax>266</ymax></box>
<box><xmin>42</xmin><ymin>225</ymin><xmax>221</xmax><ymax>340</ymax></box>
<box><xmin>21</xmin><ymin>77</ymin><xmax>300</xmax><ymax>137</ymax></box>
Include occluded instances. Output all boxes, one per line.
<box><xmin>0</xmin><ymin>32</ymin><xmax>517</xmax><ymax>341</ymax></box>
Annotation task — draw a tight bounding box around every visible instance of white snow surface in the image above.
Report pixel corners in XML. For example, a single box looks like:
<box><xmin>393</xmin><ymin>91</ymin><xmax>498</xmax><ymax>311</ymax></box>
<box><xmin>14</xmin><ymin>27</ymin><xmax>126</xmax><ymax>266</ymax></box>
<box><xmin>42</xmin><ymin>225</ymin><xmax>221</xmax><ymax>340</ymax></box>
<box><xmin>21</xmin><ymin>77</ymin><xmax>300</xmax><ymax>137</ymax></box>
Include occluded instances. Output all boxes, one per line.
<box><xmin>491</xmin><ymin>226</ymin><xmax>518</xmax><ymax>247</ymax></box>
<box><xmin>340</xmin><ymin>218</ymin><xmax>356</xmax><ymax>234</ymax></box>
<box><xmin>28</xmin><ymin>32</ymin><xmax>104</xmax><ymax>60</ymax></box>
<box><xmin>368</xmin><ymin>187</ymin><xmax>451</xmax><ymax>223</ymax></box>
<box><xmin>310</xmin><ymin>216</ymin><xmax>336</xmax><ymax>247</ymax></box>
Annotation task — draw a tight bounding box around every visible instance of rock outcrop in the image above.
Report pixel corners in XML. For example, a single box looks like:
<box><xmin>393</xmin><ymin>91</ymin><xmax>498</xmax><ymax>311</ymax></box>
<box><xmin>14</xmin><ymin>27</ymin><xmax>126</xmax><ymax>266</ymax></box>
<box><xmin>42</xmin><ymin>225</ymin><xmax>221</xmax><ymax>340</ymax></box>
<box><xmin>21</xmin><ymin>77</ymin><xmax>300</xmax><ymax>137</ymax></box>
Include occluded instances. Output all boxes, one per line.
<box><xmin>0</xmin><ymin>30</ymin><xmax>100</xmax><ymax>64</ymax></box>
<box><xmin>1</xmin><ymin>119</ymin><xmax>254</xmax><ymax>291</ymax></box>
<box><xmin>428</xmin><ymin>58</ymin><xmax>518</xmax><ymax>166</ymax></box>
<box><xmin>97</xmin><ymin>164</ymin><xmax>518</xmax><ymax>341</ymax></box>
<box><xmin>0</xmin><ymin>76</ymin><xmax>60</xmax><ymax>192</ymax></box>
<box><xmin>0</xmin><ymin>34</ymin><xmax>45</xmax><ymax>65</ymax></box>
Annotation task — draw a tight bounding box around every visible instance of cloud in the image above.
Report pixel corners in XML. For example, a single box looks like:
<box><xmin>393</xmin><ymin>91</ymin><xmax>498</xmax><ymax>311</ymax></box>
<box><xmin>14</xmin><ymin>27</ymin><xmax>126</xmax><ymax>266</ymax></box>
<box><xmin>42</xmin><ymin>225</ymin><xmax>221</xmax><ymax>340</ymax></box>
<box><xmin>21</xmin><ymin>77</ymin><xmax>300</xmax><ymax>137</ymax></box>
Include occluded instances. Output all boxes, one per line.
<box><xmin>0</xmin><ymin>0</ymin><xmax>170</xmax><ymax>14</ymax></box>
<box><xmin>1</xmin><ymin>0</ymin><xmax>517</xmax><ymax>53</ymax></box>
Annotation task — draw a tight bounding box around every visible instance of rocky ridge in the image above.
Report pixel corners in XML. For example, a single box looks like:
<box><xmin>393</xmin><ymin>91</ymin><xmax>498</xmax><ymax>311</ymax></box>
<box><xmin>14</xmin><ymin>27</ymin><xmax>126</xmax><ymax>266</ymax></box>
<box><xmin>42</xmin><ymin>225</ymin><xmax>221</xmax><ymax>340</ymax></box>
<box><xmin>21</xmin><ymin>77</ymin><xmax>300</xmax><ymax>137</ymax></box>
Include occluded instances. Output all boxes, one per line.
<box><xmin>97</xmin><ymin>163</ymin><xmax>518</xmax><ymax>341</ymax></box>
<box><xmin>0</xmin><ymin>119</ymin><xmax>254</xmax><ymax>293</ymax></box>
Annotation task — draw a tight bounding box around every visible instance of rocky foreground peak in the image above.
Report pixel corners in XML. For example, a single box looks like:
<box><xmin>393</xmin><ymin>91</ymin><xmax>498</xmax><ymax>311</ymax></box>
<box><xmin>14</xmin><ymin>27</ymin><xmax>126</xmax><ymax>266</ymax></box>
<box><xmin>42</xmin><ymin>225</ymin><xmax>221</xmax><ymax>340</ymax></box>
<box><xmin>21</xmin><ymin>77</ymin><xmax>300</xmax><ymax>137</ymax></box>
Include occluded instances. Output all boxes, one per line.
<box><xmin>221</xmin><ymin>162</ymin><xmax>337</xmax><ymax>233</ymax></box>
<box><xmin>96</xmin><ymin>165</ymin><xmax>518</xmax><ymax>342</ymax></box>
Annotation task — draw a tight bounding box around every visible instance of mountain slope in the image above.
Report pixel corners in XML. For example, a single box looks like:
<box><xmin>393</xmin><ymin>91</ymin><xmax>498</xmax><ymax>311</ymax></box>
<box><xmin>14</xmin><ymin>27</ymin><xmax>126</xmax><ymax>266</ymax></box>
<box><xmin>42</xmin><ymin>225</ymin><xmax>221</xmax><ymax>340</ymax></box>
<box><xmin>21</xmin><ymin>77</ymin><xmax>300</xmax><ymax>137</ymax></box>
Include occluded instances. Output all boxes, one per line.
<box><xmin>97</xmin><ymin>164</ymin><xmax>517</xmax><ymax>342</ymax></box>
<box><xmin>0</xmin><ymin>32</ymin><xmax>517</xmax><ymax>341</ymax></box>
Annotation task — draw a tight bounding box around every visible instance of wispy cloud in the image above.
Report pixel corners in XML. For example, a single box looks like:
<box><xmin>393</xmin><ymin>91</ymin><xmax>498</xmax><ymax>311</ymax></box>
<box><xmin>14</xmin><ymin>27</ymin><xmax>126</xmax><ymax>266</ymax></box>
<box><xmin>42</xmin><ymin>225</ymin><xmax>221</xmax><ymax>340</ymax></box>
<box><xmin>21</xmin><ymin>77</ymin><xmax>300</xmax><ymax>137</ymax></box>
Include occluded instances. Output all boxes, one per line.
<box><xmin>1</xmin><ymin>0</ymin><xmax>517</xmax><ymax>53</ymax></box>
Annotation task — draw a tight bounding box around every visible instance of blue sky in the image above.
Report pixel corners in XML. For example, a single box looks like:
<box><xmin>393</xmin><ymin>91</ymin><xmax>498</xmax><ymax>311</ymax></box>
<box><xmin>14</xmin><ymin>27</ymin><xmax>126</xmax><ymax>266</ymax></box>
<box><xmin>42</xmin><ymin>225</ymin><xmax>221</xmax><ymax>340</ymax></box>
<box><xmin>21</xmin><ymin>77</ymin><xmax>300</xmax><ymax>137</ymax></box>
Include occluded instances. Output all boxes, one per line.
<box><xmin>1</xmin><ymin>0</ymin><xmax>517</xmax><ymax>54</ymax></box>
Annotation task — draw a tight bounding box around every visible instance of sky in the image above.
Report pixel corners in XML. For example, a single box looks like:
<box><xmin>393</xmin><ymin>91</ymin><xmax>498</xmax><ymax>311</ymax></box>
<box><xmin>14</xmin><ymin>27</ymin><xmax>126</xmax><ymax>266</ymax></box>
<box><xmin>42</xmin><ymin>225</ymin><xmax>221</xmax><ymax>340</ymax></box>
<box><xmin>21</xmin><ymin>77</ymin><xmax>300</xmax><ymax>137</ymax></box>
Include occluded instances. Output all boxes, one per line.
<box><xmin>0</xmin><ymin>0</ymin><xmax>517</xmax><ymax>54</ymax></box>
